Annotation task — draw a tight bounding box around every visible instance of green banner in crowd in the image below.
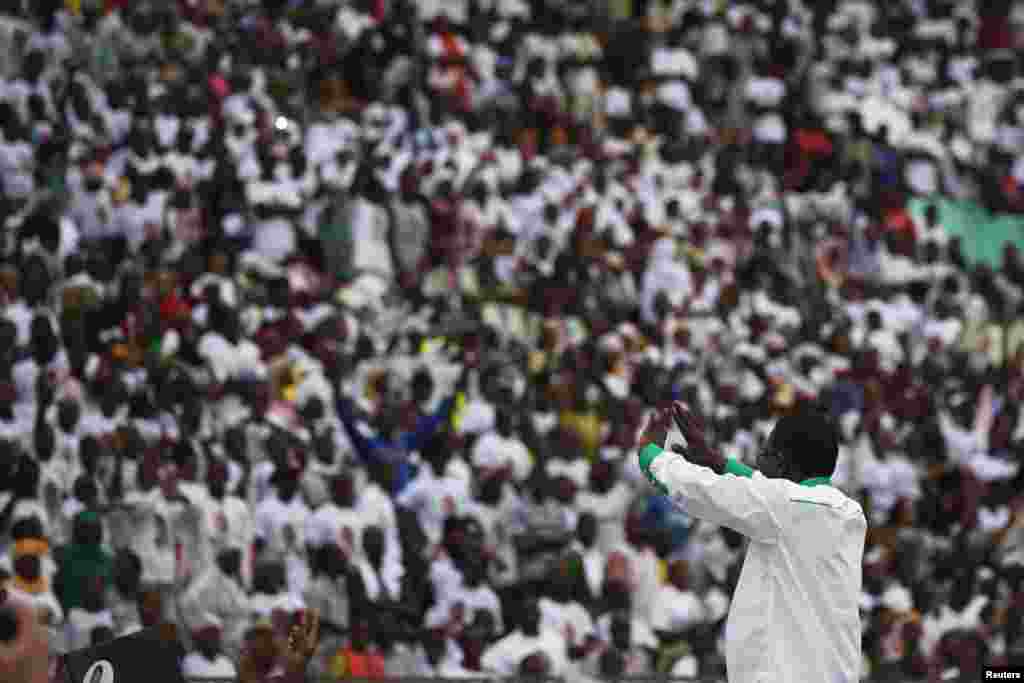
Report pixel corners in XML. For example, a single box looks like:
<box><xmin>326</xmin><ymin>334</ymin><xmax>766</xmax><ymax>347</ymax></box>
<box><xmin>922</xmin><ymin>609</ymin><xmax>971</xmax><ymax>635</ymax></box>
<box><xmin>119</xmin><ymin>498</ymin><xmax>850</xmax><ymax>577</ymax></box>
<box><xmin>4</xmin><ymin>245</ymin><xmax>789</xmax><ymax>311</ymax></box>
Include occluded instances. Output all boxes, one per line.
<box><xmin>908</xmin><ymin>197</ymin><xmax>1024</xmax><ymax>267</ymax></box>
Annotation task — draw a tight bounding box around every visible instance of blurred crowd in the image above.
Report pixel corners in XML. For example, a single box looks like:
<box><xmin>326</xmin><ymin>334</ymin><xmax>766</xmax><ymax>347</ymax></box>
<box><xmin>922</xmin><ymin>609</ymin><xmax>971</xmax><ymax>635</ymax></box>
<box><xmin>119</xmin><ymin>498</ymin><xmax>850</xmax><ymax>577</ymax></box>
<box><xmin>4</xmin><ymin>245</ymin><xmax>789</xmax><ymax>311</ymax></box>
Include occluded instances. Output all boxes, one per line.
<box><xmin>1</xmin><ymin>0</ymin><xmax>1024</xmax><ymax>682</ymax></box>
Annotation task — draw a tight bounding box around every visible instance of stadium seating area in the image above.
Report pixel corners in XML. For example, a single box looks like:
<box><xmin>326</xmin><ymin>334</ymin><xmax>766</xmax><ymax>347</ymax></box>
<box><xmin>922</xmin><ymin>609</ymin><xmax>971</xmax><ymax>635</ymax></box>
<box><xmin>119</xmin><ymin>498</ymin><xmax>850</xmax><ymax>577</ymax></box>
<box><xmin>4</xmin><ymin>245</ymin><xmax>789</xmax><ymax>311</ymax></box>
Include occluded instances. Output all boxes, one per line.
<box><xmin>1</xmin><ymin>1</ymin><xmax>1024</xmax><ymax>681</ymax></box>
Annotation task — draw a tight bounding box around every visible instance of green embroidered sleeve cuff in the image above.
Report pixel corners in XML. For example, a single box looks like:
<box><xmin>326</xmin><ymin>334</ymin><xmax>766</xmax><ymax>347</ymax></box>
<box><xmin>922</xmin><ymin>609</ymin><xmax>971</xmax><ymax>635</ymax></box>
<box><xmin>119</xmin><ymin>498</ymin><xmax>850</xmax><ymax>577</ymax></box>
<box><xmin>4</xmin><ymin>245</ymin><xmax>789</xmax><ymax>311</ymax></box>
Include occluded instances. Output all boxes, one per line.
<box><xmin>724</xmin><ymin>458</ymin><xmax>755</xmax><ymax>478</ymax></box>
<box><xmin>639</xmin><ymin>444</ymin><xmax>662</xmax><ymax>473</ymax></box>
<box><xmin>639</xmin><ymin>444</ymin><xmax>669</xmax><ymax>495</ymax></box>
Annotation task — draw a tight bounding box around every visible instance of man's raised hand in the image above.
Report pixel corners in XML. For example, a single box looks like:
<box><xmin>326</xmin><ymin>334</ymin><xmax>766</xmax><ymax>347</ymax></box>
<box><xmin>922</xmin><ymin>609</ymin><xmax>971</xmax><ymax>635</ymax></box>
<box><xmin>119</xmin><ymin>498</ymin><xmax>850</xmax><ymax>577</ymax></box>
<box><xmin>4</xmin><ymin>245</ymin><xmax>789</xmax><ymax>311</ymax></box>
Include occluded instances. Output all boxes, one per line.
<box><xmin>284</xmin><ymin>608</ymin><xmax>321</xmax><ymax>675</ymax></box>
<box><xmin>637</xmin><ymin>406</ymin><xmax>674</xmax><ymax>448</ymax></box>
<box><xmin>637</xmin><ymin>407</ymin><xmax>674</xmax><ymax>494</ymax></box>
<box><xmin>671</xmin><ymin>402</ymin><xmax>726</xmax><ymax>472</ymax></box>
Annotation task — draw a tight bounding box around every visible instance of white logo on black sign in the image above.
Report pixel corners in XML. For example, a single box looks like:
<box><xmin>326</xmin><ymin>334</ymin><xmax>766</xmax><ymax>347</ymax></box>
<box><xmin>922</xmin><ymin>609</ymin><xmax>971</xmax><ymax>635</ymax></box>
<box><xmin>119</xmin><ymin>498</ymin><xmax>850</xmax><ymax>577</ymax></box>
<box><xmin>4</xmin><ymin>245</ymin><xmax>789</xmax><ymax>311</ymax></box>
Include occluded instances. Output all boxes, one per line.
<box><xmin>83</xmin><ymin>659</ymin><xmax>115</xmax><ymax>683</ymax></box>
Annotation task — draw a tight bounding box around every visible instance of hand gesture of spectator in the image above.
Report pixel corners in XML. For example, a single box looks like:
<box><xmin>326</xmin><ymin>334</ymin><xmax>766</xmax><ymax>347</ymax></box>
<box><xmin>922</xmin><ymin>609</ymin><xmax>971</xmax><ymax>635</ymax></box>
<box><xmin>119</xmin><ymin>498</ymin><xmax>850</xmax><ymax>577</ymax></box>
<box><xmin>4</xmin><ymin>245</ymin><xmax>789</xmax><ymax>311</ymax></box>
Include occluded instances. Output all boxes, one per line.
<box><xmin>0</xmin><ymin>591</ymin><xmax>49</xmax><ymax>683</ymax></box>
<box><xmin>284</xmin><ymin>609</ymin><xmax>321</xmax><ymax>677</ymax></box>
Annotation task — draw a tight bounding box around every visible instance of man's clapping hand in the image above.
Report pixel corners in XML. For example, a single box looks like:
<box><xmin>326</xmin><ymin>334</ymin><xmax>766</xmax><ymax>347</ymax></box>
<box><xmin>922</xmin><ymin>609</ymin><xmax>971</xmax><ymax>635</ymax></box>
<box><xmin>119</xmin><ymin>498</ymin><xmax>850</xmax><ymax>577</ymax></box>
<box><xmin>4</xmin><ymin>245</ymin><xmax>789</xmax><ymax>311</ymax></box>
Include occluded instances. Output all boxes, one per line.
<box><xmin>670</xmin><ymin>402</ymin><xmax>726</xmax><ymax>473</ymax></box>
<box><xmin>636</xmin><ymin>406</ymin><xmax>674</xmax><ymax>448</ymax></box>
<box><xmin>636</xmin><ymin>407</ymin><xmax>674</xmax><ymax>494</ymax></box>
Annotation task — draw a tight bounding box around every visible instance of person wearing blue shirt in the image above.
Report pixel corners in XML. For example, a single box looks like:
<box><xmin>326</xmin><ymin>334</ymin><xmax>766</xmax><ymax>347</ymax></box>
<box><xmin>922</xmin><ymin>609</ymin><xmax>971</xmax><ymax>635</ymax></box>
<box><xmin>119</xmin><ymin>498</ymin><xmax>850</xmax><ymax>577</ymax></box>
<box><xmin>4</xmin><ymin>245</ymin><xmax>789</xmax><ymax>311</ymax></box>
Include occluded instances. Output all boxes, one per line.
<box><xmin>336</xmin><ymin>368</ymin><xmax>467</xmax><ymax>494</ymax></box>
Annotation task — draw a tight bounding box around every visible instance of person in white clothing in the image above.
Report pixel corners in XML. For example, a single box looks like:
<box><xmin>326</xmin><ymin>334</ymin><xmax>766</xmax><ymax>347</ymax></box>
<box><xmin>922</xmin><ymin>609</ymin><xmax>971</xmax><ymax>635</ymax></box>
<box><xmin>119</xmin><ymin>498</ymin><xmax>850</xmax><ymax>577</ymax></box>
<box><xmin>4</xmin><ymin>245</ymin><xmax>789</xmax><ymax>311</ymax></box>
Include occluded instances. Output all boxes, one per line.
<box><xmin>576</xmin><ymin>460</ymin><xmax>632</xmax><ymax>554</ymax></box>
<box><xmin>537</xmin><ymin>554</ymin><xmax>594</xmax><ymax>655</ymax></box>
<box><xmin>354</xmin><ymin>465</ymin><xmax>405</xmax><ymax>569</ymax></box>
<box><xmin>471</xmin><ymin>410</ymin><xmax>533</xmax><ymax>484</ymax></box>
<box><xmin>650</xmin><ymin>559</ymin><xmax>707</xmax><ymax>637</ymax></box>
<box><xmin>396</xmin><ymin>439</ymin><xmax>470</xmax><ymax>547</ymax></box>
<box><xmin>573</xmin><ymin>513</ymin><xmax>606</xmax><ymax>601</ymax></box>
<box><xmin>63</xmin><ymin>575</ymin><xmax>115</xmax><ymax>653</ymax></box>
<box><xmin>583</xmin><ymin>611</ymin><xmax>653</xmax><ymax>676</ymax></box>
<box><xmin>118</xmin><ymin>458</ymin><xmax>191</xmax><ymax>587</ymax></box>
<box><xmin>637</xmin><ymin>403</ymin><xmax>866</xmax><ymax>683</ymax></box>
<box><xmin>305</xmin><ymin>470</ymin><xmax>402</xmax><ymax>573</ymax></box>
<box><xmin>254</xmin><ymin>467</ymin><xmax>311</xmax><ymax>562</ymax></box>
<box><xmin>304</xmin><ymin>471</ymin><xmax>365</xmax><ymax>561</ymax></box>
<box><xmin>425</xmin><ymin>554</ymin><xmax>503</xmax><ymax>635</ymax></box>
<box><xmin>353</xmin><ymin>526</ymin><xmax>403</xmax><ymax>605</ymax></box>
<box><xmin>480</xmin><ymin>598</ymin><xmax>568</xmax><ymax>677</ymax></box>
<box><xmin>195</xmin><ymin>459</ymin><xmax>254</xmax><ymax>585</ymax></box>
<box><xmin>181</xmin><ymin>613</ymin><xmax>238</xmax><ymax>680</ymax></box>
<box><xmin>180</xmin><ymin>548</ymin><xmax>250</xmax><ymax>657</ymax></box>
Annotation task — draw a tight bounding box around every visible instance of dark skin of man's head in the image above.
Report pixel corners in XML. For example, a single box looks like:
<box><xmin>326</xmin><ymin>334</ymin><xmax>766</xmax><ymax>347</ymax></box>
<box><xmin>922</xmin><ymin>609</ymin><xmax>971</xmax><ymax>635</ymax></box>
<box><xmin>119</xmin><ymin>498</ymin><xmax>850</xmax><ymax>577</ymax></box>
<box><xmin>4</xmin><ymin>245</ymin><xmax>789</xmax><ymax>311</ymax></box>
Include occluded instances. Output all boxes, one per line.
<box><xmin>577</xmin><ymin>513</ymin><xmax>597</xmax><ymax>549</ymax></box>
<box><xmin>363</xmin><ymin>526</ymin><xmax>385</xmax><ymax>569</ymax></box>
<box><xmin>520</xmin><ymin>599</ymin><xmax>541</xmax><ymax>637</ymax></box>
<box><xmin>332</xmin><ymin>473</ymin><xmax>356</xmax><ymax>508</ymax></box>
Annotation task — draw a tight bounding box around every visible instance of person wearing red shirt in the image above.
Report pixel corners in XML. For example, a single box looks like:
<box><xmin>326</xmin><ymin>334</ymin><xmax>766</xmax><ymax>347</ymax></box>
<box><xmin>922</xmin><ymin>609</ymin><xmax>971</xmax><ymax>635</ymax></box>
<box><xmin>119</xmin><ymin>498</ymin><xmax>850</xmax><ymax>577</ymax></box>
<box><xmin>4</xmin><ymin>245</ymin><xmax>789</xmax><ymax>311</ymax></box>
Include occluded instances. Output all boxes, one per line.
<box><xmin>326</xmin><ymin>617</ymin><xmax>386</xmax><ymax>679</ymax></box>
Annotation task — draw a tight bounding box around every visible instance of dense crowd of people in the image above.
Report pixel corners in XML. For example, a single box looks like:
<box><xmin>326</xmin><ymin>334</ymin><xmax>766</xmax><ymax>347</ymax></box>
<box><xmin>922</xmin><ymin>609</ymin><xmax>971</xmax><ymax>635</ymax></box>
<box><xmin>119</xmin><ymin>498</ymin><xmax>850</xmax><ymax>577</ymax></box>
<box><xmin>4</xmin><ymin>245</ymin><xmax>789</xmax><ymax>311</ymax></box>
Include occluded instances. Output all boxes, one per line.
<box><xmin>1</xmin><ymin>0</ymin><xmax>1024</xmax><ymax>681</ymax></box>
